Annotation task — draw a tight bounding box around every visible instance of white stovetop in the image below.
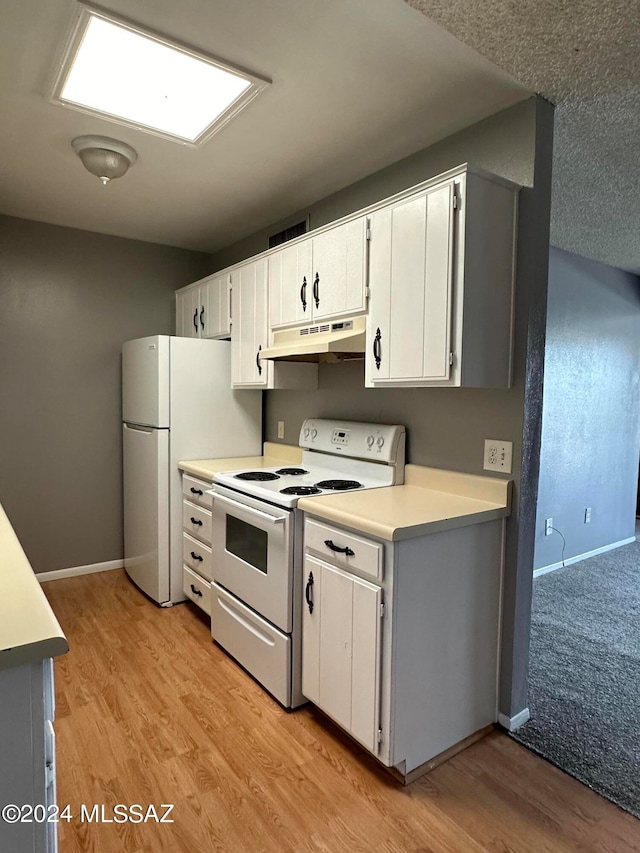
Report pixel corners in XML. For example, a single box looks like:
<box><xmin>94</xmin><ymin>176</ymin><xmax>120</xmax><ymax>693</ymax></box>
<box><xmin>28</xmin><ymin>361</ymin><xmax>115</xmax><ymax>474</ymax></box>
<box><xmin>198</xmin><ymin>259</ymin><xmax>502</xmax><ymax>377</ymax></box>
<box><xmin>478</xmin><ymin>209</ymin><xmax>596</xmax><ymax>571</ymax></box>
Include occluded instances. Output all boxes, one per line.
<box><xmin>213</xmin><ymin>450</ymin><xmax>398</xmax><ymax>508</ymax></box>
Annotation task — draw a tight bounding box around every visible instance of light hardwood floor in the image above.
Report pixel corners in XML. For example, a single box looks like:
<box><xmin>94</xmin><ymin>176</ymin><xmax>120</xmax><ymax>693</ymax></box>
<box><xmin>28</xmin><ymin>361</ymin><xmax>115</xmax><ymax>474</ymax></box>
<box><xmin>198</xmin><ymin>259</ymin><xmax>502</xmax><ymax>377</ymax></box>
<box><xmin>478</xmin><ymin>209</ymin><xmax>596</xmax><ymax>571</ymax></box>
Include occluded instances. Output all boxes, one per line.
<box><xmin>42</xmin><ymin>570</ymin><xmax>639</xmax><ymax>853</ymax></box>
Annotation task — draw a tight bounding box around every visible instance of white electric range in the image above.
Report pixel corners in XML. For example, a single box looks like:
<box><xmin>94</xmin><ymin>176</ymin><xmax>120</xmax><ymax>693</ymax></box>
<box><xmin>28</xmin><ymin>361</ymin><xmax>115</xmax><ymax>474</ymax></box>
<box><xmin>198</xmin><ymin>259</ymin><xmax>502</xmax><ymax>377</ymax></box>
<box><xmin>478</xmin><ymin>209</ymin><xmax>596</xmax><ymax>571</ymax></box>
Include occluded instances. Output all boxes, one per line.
<box><xmin>208</xmin><ymin>418</ymin><xmax>406</xmax><ymax>708</ymax></box>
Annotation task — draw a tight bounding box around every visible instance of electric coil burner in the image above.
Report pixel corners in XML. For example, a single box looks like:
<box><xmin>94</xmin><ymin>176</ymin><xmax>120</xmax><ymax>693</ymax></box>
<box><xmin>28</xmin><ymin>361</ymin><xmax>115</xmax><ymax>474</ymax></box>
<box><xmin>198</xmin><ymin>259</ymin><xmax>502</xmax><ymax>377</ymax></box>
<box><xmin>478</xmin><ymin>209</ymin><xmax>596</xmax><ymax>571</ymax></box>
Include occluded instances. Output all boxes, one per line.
<box><xmin>315</xmin><ymin>479</ymin><xmax>363</xmax><ymax>491</ymax></box>
<box><xmin>280</xmin><ymin>485</ymin><xmax>321</xmax><ymax>496</ymax></box>
<box><xmin>210</xmin><ymin>418</ymin><xmax>406</xmax><ymax>710</ymax></box>
<box><xmin>234</xmin><ymin>471</ymin><xmax>280</xmax><ymax>481</ymax></box>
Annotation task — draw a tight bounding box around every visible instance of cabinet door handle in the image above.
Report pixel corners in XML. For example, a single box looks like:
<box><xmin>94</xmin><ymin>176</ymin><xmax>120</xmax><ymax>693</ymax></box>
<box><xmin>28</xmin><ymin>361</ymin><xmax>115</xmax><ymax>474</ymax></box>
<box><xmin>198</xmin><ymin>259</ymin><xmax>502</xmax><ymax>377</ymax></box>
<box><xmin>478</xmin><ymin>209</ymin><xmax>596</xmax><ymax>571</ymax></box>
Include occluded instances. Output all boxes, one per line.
<box><xmin>190</xmin><ymin>517</ymin><xmax>203</xmax><ymax>526</ymax></box>
<box><xmin>305</xmin><ymin>571</ymin><xmax>314</xmax><ymax>614</ymax></box>
<box><xmin>200</xmin><ymin>306</ymin><xmax>205</xmax><ymax>330</ymax></box>
<box><xmin>193</xmin><ymin>309</ymin><xmax>198</xmax><ymax>333</ymax></box>
<box><xmin>324</xmin><ymin>539</ymin><xmax>355</xmax><ymax>556</ymax></box>
<box><xmin>190</xmin><ymin>551</ymin><xmax>203</xmax><ymax>562</ymax></box>
<box><xmin>300</xmin><ymin>276</ymin><xmax>307</xmax><ymax>311</ymax></box>
<box><xmin>373</xmin><ymin>327</ymin><xmax>382</xmax><ymax>370</ymax></box>
<box><xmin>190</xmin><ymin>487</ymin><xmax>203</xmax><ymax>496</ymax></box>
<box><xmin>190</xmin><ymin>583</ymin><xmax>203</xmax><ymax>597</ymax></box>
<box><xmin>256</xmin><ymin>345</ymin><xmax>262</xmax><ymax>376</ymax></box>
<box><xmin>313</xmin><ymin>272</ymin><xmax>320</xmax><ymax>308</ymax></box>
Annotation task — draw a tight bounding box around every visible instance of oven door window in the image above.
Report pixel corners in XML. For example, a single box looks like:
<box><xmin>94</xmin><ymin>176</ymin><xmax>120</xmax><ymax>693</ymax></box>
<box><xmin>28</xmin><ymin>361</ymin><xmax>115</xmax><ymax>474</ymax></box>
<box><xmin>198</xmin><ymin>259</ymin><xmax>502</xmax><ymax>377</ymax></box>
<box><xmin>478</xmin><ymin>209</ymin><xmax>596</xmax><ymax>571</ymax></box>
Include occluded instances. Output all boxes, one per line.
<box><xmin>225</xmin><ymin>514</ymin><xmax>268</xmax><ymax>574</ymax></box>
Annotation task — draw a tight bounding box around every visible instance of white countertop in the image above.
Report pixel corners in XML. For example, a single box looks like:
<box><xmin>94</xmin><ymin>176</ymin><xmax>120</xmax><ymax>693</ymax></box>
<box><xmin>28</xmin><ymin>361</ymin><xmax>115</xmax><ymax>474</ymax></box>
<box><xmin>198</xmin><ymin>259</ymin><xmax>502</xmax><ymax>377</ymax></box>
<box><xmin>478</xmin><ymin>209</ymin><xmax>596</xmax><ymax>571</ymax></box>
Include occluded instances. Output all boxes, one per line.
<box><xmin>0</xmin><ymin>503</ymin><xmax>68</xmax><ymax>671</ymax></box>
<box><xmin>298</xmin><ymin>464</ymin><xmax>512</xmax><ymax>541</ymax></box>
<box><xmin>179</xmin><ymin>442</ymin><xmax>303</xmax><ymax>481</ymax></box>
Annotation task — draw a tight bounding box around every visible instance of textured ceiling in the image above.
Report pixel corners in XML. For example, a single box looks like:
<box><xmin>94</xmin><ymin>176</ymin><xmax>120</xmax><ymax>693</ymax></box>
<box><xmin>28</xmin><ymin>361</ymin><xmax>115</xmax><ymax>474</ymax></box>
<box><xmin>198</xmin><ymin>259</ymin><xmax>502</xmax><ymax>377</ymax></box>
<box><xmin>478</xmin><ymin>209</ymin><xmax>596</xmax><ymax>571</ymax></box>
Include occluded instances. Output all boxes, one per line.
<box><xmin>407</xmin><ymin>0</ymin><xmax>640</xmax><ymax>274</ymax></box>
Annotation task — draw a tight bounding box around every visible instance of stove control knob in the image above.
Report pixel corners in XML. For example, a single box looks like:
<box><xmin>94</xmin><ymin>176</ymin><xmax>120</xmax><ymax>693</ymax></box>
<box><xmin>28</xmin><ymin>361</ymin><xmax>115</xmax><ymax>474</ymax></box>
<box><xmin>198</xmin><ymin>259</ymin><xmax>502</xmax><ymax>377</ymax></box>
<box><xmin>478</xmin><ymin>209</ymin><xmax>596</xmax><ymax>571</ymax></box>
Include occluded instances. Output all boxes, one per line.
<box><xmin>376</xmin><ymin>436</ymin><xmax>385</xmax><ymax>449</ymax></box>
<box><xmin>304</xmin><ymin>428</ymin><xmax>310</xmax><ymax>439</ymax></box>
<box><xmin>366</xmin><ymin>435</ymin><xmax>374</xmax><ymax>447</ymax></box>
<box><xmin>311</xmin><ymin>428</ymin><xmax>318</xmax><ymax>439</ymax></box>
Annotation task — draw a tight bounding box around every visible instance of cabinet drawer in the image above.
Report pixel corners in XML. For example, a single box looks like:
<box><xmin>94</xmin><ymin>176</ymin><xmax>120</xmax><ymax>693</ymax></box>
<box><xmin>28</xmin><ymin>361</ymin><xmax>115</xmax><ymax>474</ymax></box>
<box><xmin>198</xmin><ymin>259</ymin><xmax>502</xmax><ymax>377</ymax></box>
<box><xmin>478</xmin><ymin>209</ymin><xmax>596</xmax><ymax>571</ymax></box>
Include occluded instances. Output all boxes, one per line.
<box><xmin>183</xmin><ymin>565</ymin><xmax>211</xmax><ymax>615</ymax></box>
<box><xmin>183</xmin><ymin>533</ymin><xmax>213</xmax><ymax>581</ymax></box>
<box><xmin>304</xmin><ymin>518</ymin><xmax>383</xmax><ymax>582</ymax></box>
<box><xmin>183</xmin><ymin>474</ymin><xmax>213</xmax><ymax>509</ymax></box>
<box><xmin>183</xmin><ymin>500</ymin><xmax>212</xmax><ymax>545</ymax></box>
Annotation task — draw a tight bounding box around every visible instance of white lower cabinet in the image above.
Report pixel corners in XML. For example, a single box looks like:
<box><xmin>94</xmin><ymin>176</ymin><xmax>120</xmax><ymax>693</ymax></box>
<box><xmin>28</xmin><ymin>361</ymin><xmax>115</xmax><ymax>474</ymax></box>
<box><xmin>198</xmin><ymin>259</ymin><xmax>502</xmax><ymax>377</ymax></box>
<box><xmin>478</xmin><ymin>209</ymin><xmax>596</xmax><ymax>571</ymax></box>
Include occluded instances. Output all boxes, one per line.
<box><xmin>182</xmin><ymin>474</ymin><xmax>214</xmax><ymax>616</ymax></box>
<box><xmin>302</xmin><ymin>555</ymin><xmax>382</xmax><ymax>753</ymax></box>
<box><xmin>0</xmin><ymin>658</ymin><xmax>58</xmax><ymax>853</ymax></box>
<box><xmin>302</xmin><ymin>515</ymin><xmax>504</xmax><ymax>780</ymax></box>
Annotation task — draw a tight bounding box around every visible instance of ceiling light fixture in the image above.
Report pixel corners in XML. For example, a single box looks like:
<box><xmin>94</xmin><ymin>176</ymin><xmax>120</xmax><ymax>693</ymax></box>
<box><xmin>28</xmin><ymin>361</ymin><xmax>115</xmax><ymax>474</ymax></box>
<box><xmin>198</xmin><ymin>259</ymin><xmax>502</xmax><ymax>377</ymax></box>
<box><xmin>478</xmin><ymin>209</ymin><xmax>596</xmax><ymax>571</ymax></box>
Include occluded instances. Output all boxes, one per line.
<box><xmin>71</xmin><ymin>135</ymin><xmax>137</xmax><ymax>185</ymax></box>
<box><xmin>51</xmin><ymin>5</ymin><xmax>270</xmax><ymax>145</ymax></box>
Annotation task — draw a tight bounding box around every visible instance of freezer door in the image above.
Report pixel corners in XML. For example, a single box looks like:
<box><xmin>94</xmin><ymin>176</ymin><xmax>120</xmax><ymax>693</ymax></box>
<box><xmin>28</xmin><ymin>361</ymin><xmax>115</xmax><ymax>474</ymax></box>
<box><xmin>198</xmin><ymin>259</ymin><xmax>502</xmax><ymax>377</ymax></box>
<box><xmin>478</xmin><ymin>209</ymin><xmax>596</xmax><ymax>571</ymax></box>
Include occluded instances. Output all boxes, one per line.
<box><xmin>123</xmin><ymin>423</ymin><xmax>170</xmax><ymax>604</ymax></box>
<box><xmin>122</xmin><ymin>336</ymin><xmax>170</xmax><ymax>428</ymax></box>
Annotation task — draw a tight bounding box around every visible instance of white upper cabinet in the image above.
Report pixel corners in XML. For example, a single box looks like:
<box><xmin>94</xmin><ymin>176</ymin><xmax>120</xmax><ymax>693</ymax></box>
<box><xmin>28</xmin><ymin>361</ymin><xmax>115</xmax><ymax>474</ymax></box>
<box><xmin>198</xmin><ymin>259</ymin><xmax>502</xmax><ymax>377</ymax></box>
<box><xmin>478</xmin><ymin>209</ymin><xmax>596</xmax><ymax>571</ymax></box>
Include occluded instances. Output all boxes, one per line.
<box><xmin>176</xmin><ymin>285</ymin><xmax>201</xmax><ymax>338</ymax></box>
<box><xmin>365</xmin><ymin>167</ymin><xmax>518</xmax><ymax>389</ymax></box>
<box><xmin>231</xmin><ymin>258</ymin><xmax>269</xmax><ymax>388</ymax></box>
<box><xmin>175</xmin><ymin>273</ymin><xmax>231</xmax><ymax>340</ymax></box>
<box><xmin>232</xmin><ymin>258</ymin><xmax>318</xmax><ymax>390</ymax></box>
<box><xmin>269</xmin><ymin>217</ymin><xmax>368</xmax><ymax>329</ymax></box>
<box><xmin>269</xmin><ymin>239</ymin><xmax>312</xmax><ymax>327</ymax></box>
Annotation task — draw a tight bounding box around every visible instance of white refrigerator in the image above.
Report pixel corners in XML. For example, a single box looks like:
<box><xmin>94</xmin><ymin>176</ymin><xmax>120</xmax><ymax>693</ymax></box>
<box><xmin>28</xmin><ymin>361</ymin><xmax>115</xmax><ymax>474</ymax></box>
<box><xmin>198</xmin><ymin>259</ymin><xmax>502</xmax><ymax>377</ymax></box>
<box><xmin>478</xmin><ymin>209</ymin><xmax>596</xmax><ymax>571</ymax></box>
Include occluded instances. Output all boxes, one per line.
<box><xmin>122</xmin><ymin>335</ymin><xmax>262</xmax><ymax>605</ymax></box>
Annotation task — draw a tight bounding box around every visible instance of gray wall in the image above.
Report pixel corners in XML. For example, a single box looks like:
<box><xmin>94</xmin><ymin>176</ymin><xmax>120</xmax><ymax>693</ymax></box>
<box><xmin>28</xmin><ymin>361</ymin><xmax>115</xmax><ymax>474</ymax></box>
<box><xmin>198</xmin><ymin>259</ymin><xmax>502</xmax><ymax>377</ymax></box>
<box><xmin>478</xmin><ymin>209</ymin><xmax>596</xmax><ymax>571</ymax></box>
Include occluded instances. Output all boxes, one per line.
<box><xmin>0</xmin><ymin>215</ymin><xmax>210</xmax><ymax>573</ymax></box>
<box><xmin>211</xmin><ymin>96</ymin><xmax>555</xmax><ymax>719</ymax></box>
<box><xmin>534</xmin><ymin>247</ymin><xmax>640</xmax><ymax>570</ymax></box>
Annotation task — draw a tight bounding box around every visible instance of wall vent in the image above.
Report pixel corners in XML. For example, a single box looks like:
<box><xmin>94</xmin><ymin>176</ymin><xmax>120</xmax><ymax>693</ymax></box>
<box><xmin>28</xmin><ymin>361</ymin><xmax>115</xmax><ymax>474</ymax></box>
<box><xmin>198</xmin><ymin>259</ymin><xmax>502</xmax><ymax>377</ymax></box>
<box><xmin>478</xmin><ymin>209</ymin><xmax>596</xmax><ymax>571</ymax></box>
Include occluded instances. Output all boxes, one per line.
<box><xmin>268</xmin><ymin>219</ymin><xmax>308</xmax><ymax>249</ymax></box>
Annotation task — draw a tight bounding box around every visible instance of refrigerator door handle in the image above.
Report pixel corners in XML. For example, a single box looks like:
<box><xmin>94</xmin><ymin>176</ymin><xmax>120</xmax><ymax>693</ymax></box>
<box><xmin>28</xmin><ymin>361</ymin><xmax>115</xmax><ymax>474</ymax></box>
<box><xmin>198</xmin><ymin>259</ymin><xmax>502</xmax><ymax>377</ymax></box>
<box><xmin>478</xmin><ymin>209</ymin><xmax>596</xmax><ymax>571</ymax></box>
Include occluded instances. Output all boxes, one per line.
<box><xmin>124</xmin><ymin>423</ymin><xmax>154</xmax><ymax>434</ymax></box>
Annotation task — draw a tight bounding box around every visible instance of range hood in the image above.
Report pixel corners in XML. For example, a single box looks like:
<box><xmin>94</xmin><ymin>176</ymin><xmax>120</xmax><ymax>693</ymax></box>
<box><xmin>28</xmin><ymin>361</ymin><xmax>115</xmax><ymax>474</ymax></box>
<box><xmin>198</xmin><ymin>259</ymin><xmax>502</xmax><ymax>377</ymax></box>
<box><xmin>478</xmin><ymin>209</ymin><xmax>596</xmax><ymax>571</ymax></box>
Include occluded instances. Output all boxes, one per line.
<box><xmin>260</xmin><ymin>316</ymin><xmax>366</xmax><ymax>363</ymax></box>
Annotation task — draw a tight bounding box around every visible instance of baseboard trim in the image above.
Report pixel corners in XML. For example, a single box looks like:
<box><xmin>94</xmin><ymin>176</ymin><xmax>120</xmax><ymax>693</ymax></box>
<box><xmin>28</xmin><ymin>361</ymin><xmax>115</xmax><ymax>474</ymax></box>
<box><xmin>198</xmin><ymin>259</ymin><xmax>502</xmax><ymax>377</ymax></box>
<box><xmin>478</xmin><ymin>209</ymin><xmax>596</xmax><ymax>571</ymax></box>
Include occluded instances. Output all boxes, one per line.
<box><xmin>498</xmin><ymin>708</ymin><xmax>530</xmax><ymax>732</ymax></box>
<box><xmin>37</xmin><ymin>559</ymin><xmax>124</xmax><ymax>583</ymax></box>
<box><xmin>533</xmin><ymin>536</ymin><xmax>636</xmax><ymax>578</ymax></box>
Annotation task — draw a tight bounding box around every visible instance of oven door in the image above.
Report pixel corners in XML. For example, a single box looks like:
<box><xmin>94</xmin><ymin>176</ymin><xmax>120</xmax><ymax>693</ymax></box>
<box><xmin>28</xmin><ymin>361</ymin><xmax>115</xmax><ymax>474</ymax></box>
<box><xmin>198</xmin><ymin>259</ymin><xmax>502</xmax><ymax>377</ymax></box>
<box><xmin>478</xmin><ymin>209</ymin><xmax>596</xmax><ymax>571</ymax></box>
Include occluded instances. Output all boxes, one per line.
<box><xmin>210</xmin><ymin>485</ymin><xmax>294</xmax><ymax>633</ymax></box>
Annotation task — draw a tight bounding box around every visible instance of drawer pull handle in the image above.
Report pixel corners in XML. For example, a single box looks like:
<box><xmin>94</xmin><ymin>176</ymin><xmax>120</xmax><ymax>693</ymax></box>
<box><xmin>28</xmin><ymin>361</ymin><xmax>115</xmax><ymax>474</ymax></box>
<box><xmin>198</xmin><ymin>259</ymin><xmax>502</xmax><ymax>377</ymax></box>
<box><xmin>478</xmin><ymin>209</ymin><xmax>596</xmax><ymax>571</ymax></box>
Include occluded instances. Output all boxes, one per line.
<box><xmin>190</xmin><ymin>551</ymin><xmax>203</xmax><ymax>562</ymax></box>
<box><xmin>190</xmin><ymin>517</ymin><xmax>203</xmax><ymax>526</ymax></box>
<box><xmin>324</xmin><ymin>539</ymin><xmax>355</xmax><ymax>556</ymax></box>
<box><xmin>305</xmin><ymin>571</ymin><xmax>314</xmax><ymax>614</ymax></box>
<box><xmin>190</xmin><ymin>584</ymin><xmax>203</xmax><ymax>597</ymax></box>
<box><xmin>190</xmin><ymin>487</ymin><xmax>203</xmax><ymax>496</ymax></box>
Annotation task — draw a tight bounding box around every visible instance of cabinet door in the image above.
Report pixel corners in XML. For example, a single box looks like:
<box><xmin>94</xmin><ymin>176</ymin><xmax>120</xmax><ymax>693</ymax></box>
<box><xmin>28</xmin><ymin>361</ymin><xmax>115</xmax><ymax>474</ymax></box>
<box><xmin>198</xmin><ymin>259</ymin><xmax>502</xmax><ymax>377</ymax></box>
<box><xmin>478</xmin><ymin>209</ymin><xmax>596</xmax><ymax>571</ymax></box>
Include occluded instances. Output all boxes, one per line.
<box><xmin>366</xmin><ymin>181</ymin><xmax>455</xmax><ymax>385</ymax></box>
<box><xmin>201</xmin><ymin>274</ymin><xmax>231</xmax><ymax>339</ymax></box>
<box><xmin>269</xmin><ymin>239</ymin><xmax>312</xmax><ymax>328</ymax></box>
<box><xmin>302</xmin><ymin>555</ymin><xmax>382</xmax><ymax>753</ymax></box>
<box><xmin>311</xmin><ymin>218</ymin><xmax>368</xmax><ymax>322</ymax></box>
<box><xmin>176</xmin><ymin>287</ymin><xmax>201</xmax><ymax>338</ymax></box>
<box><xmin>231</xmin><ymin>258</ymin><xmax>270</xmax><ymax>387</ymax></box>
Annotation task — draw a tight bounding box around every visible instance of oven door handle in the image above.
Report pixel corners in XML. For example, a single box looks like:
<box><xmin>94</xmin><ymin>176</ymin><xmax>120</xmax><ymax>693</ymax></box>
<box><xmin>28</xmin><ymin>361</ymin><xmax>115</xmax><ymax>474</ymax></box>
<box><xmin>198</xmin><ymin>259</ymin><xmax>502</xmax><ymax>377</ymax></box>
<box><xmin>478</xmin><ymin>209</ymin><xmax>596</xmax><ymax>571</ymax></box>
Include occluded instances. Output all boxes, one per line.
<box><xmin>212</xmin><ymin>492</ymin><xmax>288</xmax><ymax>524</ymax></box>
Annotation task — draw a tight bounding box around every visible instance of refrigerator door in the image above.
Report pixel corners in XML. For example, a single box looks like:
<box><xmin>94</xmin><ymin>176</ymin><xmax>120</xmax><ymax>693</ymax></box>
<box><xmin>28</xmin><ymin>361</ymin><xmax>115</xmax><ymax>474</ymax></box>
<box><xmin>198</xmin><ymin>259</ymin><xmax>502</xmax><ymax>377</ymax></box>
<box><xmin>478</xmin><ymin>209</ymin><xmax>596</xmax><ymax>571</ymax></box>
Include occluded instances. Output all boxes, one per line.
<box><xmin>122</xmin><ymin>336</ymin><xmax>170</xmax><ymax>428</ymax></box>
<box><xmin>123</xmin><ymin>423</ymin><xmax>170</xmax><ymax>604</ymax></box>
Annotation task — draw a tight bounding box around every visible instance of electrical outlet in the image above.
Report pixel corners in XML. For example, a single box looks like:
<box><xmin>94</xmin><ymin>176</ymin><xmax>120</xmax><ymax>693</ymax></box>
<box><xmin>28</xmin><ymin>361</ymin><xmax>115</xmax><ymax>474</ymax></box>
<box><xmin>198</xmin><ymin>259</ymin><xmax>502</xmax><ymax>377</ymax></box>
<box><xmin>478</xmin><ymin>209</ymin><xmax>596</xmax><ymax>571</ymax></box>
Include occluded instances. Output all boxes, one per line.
<box><xmin>545</xmin><ymin>517</ymin><xmax>553</xmax><ymax>536</ymax></box>
<box><xmin>584</xmin><ymin>507</ymin><xmax>592</xmax><ymax>524</ymax></box>
<box><xmin>483</xmin><ymin>439</ymin><xmax>513</xmax><ymax>473</ymax></box>
<box><xmin>277</xmin><ymin>420</ymin><xmax>285</xmax><ymax>440</ymax></box>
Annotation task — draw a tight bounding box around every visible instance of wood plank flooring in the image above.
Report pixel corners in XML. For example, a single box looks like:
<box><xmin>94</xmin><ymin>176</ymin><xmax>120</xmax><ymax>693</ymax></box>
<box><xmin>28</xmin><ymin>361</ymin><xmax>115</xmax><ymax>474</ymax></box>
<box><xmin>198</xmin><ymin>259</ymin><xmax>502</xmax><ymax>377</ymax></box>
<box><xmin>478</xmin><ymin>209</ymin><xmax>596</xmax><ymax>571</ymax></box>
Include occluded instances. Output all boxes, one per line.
<box><xmin>42</xmin><ymin>570</ymin><xmax>640</xmax><ymax>853</ymax></box>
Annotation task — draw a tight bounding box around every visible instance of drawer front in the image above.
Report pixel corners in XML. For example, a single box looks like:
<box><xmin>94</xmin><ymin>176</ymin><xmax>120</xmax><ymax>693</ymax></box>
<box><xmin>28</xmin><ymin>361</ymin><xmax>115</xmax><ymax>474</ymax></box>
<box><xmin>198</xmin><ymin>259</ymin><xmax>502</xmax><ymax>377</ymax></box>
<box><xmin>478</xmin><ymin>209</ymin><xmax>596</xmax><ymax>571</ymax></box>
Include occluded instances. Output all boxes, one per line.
<box><xmin>183</xmin><ymin>533</ymin><xmax>213</xmax><ymax>581</ymax></box>
<box><xmin>183</xmin><ymin>500</ymin><xmax>212</xmax><ymax>544</ymax></box>
<box><xmin>183</xmin><ymin>565</ymin><xmax>212</xmax><ymax>615</ymax></box>
<box><xmin>183</xmin><ymin>474</ymin><xmax>213</xmax><ymax>509</ymax></box>
<box><xmin>211</xmin><ymin>583</ymin><xmax>291</xmax><ymax>707</ymax></box>
<box><xmin>304</xmin><ymin>518</ymin><xmax>383</xmax><ymax>582</ymax></box>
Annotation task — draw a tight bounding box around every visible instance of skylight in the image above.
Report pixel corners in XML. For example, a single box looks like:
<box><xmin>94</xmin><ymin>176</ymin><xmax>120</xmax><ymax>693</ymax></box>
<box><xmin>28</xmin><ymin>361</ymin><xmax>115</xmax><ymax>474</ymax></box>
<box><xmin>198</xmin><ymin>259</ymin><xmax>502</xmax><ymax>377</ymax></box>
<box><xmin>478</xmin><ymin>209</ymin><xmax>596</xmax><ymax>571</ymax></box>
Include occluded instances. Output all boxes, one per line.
<box><xmin>52</xmin><ymin>7</ymin><xmax>269</xmax><ymax>145</ymax></box>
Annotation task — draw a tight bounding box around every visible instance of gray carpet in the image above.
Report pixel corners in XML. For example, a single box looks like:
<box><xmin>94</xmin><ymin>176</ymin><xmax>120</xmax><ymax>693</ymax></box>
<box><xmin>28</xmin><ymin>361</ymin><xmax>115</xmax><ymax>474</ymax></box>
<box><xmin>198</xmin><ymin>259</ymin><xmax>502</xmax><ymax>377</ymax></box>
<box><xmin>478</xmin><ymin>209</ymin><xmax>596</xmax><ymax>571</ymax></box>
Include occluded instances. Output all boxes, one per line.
<box><xmin>511</xmin><ymin>536</ymin><xmax>640</xmax><ymax>819</ymax></box>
